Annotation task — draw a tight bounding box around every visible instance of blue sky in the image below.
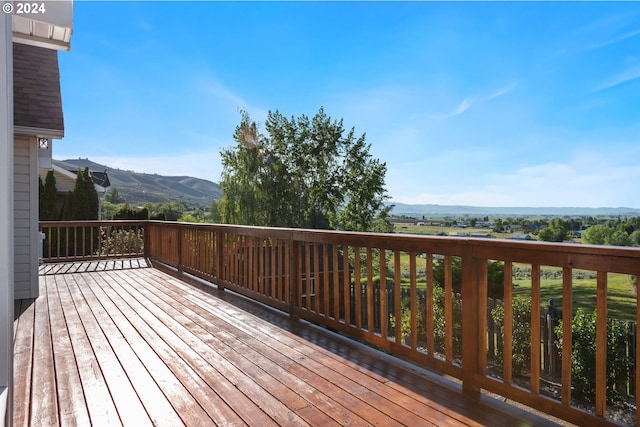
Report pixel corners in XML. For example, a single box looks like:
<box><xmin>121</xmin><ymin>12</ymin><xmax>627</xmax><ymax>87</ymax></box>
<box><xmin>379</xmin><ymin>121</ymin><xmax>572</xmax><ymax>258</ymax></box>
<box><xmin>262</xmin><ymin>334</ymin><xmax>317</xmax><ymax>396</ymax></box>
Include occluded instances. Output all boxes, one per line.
<box><xmin>56</xmin><ymin>1</ymin><xmax>640</xmax><ymax>208</ymax></box>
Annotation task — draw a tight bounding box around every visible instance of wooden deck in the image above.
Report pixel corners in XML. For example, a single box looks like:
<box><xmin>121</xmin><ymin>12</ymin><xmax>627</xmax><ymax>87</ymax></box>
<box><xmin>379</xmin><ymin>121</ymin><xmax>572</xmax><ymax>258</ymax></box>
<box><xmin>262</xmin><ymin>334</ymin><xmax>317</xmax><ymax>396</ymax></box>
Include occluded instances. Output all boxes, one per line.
<box><xmin>14</xmin><ymin>261</ymin><xmax>566</xmax><ymax>426</ymax></box>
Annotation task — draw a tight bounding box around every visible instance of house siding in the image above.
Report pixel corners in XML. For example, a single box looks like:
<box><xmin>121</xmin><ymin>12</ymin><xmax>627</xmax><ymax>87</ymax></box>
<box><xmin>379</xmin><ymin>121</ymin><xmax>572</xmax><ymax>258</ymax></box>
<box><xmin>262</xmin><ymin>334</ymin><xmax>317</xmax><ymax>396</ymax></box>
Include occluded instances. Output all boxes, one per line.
<box><xmin>1</xmin><ymin>13</ymin><xmax>14</xmax><ymax>427</ymax></box>
<box><xmin>13</xmin><ymin>135</ymin><xmax>38</xmax><ymax>299</ymax></box>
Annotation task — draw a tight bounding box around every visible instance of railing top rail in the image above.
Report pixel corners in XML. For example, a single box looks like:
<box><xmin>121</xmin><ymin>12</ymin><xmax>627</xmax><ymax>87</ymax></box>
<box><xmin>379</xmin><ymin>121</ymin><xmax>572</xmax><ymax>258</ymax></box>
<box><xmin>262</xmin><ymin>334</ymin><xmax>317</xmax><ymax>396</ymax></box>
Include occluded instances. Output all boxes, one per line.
<box><xmin>43</xmin><ymin>220</ymin><xmax>640</xmax><ymax>270</ymax></box>
<box><xmin>40</xmin><ymin>220</ymin><xmax>147</xmax><ymax>226</ymax></box>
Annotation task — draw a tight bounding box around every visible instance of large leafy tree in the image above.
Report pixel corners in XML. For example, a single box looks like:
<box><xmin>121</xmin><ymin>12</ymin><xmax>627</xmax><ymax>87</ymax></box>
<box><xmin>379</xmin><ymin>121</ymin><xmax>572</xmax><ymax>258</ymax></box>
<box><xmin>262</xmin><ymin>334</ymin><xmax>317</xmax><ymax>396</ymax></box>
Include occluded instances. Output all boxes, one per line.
<box><xmin>219</xmin><ymin>108</ymin><xmax>391</xmax><ymax>231</ymax></box>
<box><xmin>537</xmin><ymin>218</ymin><xmax>570</xmax><ymax>242</ymax></box>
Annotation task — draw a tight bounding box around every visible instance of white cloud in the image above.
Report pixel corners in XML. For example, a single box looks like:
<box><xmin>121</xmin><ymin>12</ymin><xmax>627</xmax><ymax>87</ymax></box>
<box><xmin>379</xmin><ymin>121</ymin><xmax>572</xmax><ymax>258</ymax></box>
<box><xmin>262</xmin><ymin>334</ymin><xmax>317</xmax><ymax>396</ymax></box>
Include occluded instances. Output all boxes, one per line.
<box><xmin>388</xmin><ymin>153</ymin><xmax>640</xmax><ymax>208</ymax></box>
<box><xmin>596</xmin><ymin>65</ymin><xmax>640</xmax><ymax>91</ymax></box>
<box><xmin>485</xmin><ymin>83</ymin><xmax>517</xmax><ymax>101</ymax></box>
<box><xmin>199</xmin><ymin>78</ymin><xmax>268</xmax><ymax>122</ymax></box>
<box><xmin>585</xmin><ymin>28</ymin><xmax>640</xmax><ymax>51</ymax></box>
<box><xmin>429</xmin><ymin>98</ymin><xmax>473</xmax><ymax>120</ymax></box>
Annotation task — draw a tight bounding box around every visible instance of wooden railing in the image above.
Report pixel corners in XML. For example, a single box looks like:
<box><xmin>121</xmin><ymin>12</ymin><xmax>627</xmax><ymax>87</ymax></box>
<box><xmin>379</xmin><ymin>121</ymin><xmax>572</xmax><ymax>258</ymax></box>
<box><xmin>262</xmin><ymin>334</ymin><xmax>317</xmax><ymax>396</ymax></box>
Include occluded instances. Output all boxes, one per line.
<box><xmin>42</xmin><ymin>220</ymin><xmax>640</xmax><ymax>426</ymax></box>
<box><xmin>39</xmin><ymin>220</ymin><xmax>146</xmax><ymax>262</ymax></box>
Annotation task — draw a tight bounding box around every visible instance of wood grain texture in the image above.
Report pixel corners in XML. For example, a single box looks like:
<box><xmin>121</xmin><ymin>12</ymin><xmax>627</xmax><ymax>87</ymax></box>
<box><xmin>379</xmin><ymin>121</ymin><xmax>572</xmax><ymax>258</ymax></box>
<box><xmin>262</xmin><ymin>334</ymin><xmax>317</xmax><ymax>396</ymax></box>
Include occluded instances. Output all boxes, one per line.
<box><xmin>16</xmin><ymin>261</ymin><xmax>565</xmax><ymax>426</ymax></box>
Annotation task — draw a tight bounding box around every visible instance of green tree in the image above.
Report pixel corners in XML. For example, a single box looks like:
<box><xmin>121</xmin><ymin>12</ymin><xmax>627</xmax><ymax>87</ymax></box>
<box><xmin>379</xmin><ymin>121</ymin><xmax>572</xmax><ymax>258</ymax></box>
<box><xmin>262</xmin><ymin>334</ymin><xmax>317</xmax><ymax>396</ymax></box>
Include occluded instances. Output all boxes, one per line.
<box><xmin>39</xmin><ymin>170</ymin><xmax>59</xmax><ymax>220</ymax></box>
<box><xmin>582</xmin><ymin>225</ymin><xmax>612</xmax><ymax>245</ymax></box>
<box><xmin>178</xmin><ymin>213</ymin><xmax>204</xmax><ymax>223</ymax></box>
<box><xmin>218</xmin><ymin>108</ymin><xmax>390</xmax><ymax>231</ymax></box>
<box><xmin>61</xmin><ymin>167</ymin><xmax>99</xmax><ymax>220</ymax></box>
<box><xmin>155</xmin><ymin>202</ymin><xmax>185</xmax><ymax>221</ymax></box>
<box><xmin>606</xmin><ymin>230</ymin><xmax>632</xmax><ymax>247</ymax></box>
<box><xmin>208</xmin><ymin>200</ymin><xmax>221</xmax><ymax>223</ymax></box>
<box><xmin>104</xmin><ymin>188</ymin><xmax>124</xmax><ymax>204</ymax></box>
<box><xmin>113</xmin><ymin>205</ymin><xmax>149</xmax><ymax>220</ymax></box>
<box><xmin>59</xmin><ymin>167</ymin><xmax>100</xmax><ymax>256</ymax></box>
<box><xmin>537</xmin><ymin>219</ymin><xmax>570</xmax><ymax>242</ymax></box>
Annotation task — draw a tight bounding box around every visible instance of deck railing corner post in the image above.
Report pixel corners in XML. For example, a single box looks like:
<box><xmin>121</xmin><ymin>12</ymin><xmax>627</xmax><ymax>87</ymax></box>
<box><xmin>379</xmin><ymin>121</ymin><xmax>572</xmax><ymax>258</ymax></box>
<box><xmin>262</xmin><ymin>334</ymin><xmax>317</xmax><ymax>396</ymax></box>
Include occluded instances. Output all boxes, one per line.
<box><xmin>143</xmin><ymin>221</ymin><xmax>150</xmax><ymax>260</ymax></box>
<box><xmin>461</xmin><ymin>245</ymin><xmax>482</xmax><ymax>397</ymax></box>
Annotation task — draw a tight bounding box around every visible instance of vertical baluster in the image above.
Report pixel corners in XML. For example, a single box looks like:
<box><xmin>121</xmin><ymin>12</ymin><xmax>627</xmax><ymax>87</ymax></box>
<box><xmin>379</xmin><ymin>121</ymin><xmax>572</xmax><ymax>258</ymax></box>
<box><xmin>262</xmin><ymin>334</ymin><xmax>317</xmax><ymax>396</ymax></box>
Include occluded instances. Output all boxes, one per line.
<box><xmin>343</xmin><ymin>245</ymin><xmax>351</xmax><ymax>326</ymax></box>
<box><xmin>354</xmin><ymin>247</ymin><xmax>361</xmax><ymax>329</ymax></box>
<box><xmin>503</xmin><ymin>261</ymin><xmax>513</xmax><ymax>385</ymax></box>
<box><xmin>444</xmin><ymin>255</ymin><xmax>453</xmax><ymax>362</ymax></box>
<box><xmin>394</xmin><ymin>250</ymin><xmax>401</xmax><ymax>344</ymax></box>
<box><xmin>595</xmin><ymin>271</ymin><xmax>607</xmax><ymax>417</ymax></box>
<box><xmin>477</xmin><ymin>259</ymin><xmax>488</xmax><ymax>376</ymax></box>
<box><xmin>409</xmin><ymin>252</ymin><xmax>417</xmax><ymax>348</ymax></box>
<box><xmin>314</xmin><ymin>242</ymin><xmax>320</xmax><ymax>313</ymax></box>
<box><xmin>561</xmin><ymin>267</ymin><xmax>572</xmax><ymax>405</ymax></box>
<box><xmin>332</xmin><ymin>244</ymin><xmax>340</xmax><ymax>320</ymax></box>
<box><xmin>304</xmin><ymin>243</ymin><xmax>311</xmax><ymax>311</ymax></box>
<box><xmin>367</xmin><ymin>247</ymin><xmax>374</xmax><ymax>333</ymax></box>
<box><xmin>323</xmin><ymin>243</ymin><xmax>330</xmax><ymax>317</ymax></box>
<box><xmin>380</xmin><ymin>249</ymin><xmax>387</xmax><ymax>338</ymax></box>
<box><xmin>531</xmin><ymin>264</ymin><xmax>541</xmax><ymax>394</ymax></box>
<box><xmin>426</xmin><ymin>253</ymin><xmax>434</xmax><ymax>355</ymax></box>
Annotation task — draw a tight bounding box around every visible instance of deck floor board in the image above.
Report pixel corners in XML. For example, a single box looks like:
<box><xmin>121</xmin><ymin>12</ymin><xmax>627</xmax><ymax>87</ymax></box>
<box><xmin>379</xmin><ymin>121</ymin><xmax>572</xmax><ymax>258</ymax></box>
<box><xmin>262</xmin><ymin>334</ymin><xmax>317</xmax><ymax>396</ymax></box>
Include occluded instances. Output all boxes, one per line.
<box><xmin>13</xmin><ymin>261</ymin><xmax>566</xmax><ymax>426</ymax></box>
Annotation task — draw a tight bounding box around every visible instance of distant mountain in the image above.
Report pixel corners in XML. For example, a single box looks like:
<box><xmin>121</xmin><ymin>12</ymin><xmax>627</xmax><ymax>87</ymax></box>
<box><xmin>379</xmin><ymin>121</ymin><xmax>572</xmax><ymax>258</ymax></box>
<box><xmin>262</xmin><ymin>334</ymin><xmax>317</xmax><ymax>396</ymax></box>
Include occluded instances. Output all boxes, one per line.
<box><xmin>54</xmin><ymin>158</ymin><xmax>222</xmax><ymax>209</ymax></box>
<box><xmin>388</xmin><ymin>202</ymin><xmax>640</xmax><ymax>217</ymax></box>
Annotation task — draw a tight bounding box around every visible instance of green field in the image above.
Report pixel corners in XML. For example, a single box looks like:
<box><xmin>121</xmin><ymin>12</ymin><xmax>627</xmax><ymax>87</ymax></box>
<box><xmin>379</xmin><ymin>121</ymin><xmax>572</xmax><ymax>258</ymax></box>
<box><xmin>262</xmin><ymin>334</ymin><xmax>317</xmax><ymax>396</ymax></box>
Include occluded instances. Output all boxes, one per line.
<box><xmin>394</xmin><ymin>223</ymin><xmax>502</xmax><ymax>237</ymax></box>
<box><xmin>512</xmin><ymin>273</ymin><xmax>636</xmax><ymax>322</ymax></box>
<box><xmin>383</xmin><ymin>251</ymin><xmax>637</xmax><ymax>322</ymax></box>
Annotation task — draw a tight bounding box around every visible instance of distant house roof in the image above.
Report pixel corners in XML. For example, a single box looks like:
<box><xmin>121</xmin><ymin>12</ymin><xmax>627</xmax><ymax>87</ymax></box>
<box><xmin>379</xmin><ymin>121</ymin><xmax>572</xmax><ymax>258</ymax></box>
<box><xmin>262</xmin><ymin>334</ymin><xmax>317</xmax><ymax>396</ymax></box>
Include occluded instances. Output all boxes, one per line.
<box><xmin>38</xmin><ymin>165</ymin><xmax>110</xmax><ymax>194</ymax></box>
<box><xmin>90</xmin><ymin>171</ymin><xmax>111</xmax><ymax>189</ymax></box>
<box><xmin>510</xmin><ymin>233</ymin><xmax>534</xmax><ymax>241</ymax></box>
<box><xmin>13</xmin><ymin>43</ymin><xmax>64</xmax><ymax>137</ymax></box>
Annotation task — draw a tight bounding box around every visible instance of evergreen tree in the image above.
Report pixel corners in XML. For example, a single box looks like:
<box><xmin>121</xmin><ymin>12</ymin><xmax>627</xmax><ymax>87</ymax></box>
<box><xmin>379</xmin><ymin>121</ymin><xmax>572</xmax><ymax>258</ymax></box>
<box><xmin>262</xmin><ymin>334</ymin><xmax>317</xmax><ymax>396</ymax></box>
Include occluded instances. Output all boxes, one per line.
<box><xmin>104</xmin><ymin>188</ymin><xmax>124</xmax><ymax>204</ymax></box>
<box><xmin>38</xmin><ymin>176</ymin><xmax>44</xmax><ymax>217</ymax></box>
<box><xmin>59</xmin><ymin>168</ymin><xmax>100</xmax><ymax>256</ymax></box>
<box><xmin>62</xmin><ymin>167</ymin><xmax>99</xmax><ymax>220</ymax></box>
<box><xmin>39</xmin><ymin>170</ymin><xmax>59</xmax><ymax>220</ymax></box>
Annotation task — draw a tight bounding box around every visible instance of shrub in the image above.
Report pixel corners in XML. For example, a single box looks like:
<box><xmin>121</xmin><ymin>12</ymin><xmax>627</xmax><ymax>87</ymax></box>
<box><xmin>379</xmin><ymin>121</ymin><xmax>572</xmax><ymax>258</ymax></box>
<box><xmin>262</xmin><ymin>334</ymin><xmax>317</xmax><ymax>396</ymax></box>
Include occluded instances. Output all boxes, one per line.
<box><xmin>491</xmin><ymin>297</ymin><xmax>532</xmax><ymax>375</ymax></box>
<box><xmin>432</xmin><ymin>286</ymin><xmax>463</xmax><ymax>356</ymax></box>
<box><xmin>433</xmin><ymin>257</ymin><xmax>505</xmax><ymax>299</ymax></box>
<box><xmin>555</xmin><ymin>309</ymin><xmax>633</xmax><ymax>404</ymax></box>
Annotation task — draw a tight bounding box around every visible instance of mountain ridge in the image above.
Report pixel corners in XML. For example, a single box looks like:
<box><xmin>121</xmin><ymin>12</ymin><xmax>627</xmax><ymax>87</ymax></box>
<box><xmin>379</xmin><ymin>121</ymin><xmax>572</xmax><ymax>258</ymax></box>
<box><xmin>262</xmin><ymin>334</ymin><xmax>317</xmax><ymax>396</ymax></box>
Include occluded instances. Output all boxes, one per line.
<box><xmin>54</xmin><ymin>158</ymin><xmax>222</xmax><ymax>208</ymax></box>
<box><xmin>387</xmin><ymin>202</ymin><xmax>640</xmax><ymax>217</ymax></box>
<box><xmin>53</xmin><ymin>158</ymin><xmax>639</xmax><ymax>216</ymax></box>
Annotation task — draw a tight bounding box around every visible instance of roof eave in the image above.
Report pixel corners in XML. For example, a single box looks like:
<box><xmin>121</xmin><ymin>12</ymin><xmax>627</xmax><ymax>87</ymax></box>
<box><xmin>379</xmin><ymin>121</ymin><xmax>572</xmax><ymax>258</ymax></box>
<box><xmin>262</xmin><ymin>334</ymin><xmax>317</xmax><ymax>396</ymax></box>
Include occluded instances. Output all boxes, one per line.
<box><xmin>14</xmin><ymin>125</ymin><xmax>63</xmax><ymax>139</ymax></box>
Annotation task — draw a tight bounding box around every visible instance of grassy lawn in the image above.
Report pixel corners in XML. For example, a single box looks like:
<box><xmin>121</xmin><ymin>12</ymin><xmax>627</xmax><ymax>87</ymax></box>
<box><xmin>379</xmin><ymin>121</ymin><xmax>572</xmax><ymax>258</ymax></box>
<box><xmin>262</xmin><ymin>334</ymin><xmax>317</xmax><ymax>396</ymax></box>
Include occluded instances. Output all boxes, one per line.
<box><xmin>384</xmin><ymin>252</ymin><xmax>637</xmax><ymax>322</ymax></box>
<box><xmin>513</xmin><ymin>273</ymin><xmax>637</xmax><ymax>322</ymax></box>
<box><xmin>394</xmin><ymin>223</ymin><xmax>503</xmax><ymax>238</ymax></box>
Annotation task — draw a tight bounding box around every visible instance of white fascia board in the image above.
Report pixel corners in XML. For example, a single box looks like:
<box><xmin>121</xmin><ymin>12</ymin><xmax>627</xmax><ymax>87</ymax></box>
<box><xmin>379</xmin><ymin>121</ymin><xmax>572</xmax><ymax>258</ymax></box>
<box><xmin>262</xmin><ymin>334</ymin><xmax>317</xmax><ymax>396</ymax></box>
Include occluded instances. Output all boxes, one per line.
<box><xmin>14</xmin><ymin>126</ymin><xmax>63</xmax><ymax>139</ymax></box>
<box><xmin>11</xmin><ymin>2</ymin><xmax>73</xmax><ymax>51</ymax></box>
<box><xmin>11</xmin><ymin>32</ymin><xmax>70</xmax><ymax>52</ymax></box>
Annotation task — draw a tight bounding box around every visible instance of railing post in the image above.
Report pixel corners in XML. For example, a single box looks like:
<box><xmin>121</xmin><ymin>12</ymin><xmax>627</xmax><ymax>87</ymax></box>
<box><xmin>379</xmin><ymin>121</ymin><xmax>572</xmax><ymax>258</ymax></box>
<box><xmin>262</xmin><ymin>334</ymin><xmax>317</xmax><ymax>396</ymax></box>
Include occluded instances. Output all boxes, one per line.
<box><xmin>461</xmin><ymin>244</ymin><xmax>481</xmax><ymax>396</ymax></box>
<box><xmin>177</xmin><ymin>224</ymin><xmax>183</xmax><ymax>274</ymax></box>
<box><xmin>143</xmin><ymin>221</ymin><xmax>150</xmax><ymax>260</ymax></box>
<box><xmin>216</xmin><ymin>229</ymin><xmax>225</xmax><ymax>291</ymax></box>
<box><xmin>289</xmin><ymin>236</ymin><xmax>300</xmax><ymax>321</ymax></box>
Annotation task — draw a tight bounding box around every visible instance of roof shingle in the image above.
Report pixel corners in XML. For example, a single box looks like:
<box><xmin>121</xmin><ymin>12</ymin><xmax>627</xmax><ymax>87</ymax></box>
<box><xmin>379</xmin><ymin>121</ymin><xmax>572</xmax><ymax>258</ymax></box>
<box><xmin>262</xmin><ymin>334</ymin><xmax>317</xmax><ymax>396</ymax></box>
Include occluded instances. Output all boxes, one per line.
<box><xmin>13</xmin><ymin>43</ymin><xmax>64</xmax><ymax>134</ymax></box>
